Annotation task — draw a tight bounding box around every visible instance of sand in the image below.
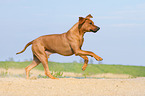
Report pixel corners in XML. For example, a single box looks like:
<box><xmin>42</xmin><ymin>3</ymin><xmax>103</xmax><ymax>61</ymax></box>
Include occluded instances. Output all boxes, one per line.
<box><xmin>0</xmin><ymin>69</ymin><xmax>145</xmax><ymax>96</ymax></box>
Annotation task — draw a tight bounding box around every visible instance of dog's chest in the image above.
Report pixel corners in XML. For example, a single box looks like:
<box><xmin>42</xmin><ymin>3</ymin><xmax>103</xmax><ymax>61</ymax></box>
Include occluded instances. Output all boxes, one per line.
<box><xmin>79</xmin><ymin>38</ymin><xmax>84</xmax><ymax>48</ymax></box>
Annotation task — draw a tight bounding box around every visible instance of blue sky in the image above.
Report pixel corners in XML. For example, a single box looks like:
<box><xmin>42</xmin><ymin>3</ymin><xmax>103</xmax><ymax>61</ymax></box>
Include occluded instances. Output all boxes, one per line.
<box><xmin>0</xmin><ymin>0</ymin><xmax>145</xmax><ymax>66</ymax></box>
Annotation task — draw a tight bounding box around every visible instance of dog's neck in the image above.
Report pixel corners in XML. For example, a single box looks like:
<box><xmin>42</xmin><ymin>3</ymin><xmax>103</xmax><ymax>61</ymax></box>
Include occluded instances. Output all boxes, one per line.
<box><xmin>66</xmin><ymin>22</ymin><xmax>85</xmax><ymax>38</ymax></box>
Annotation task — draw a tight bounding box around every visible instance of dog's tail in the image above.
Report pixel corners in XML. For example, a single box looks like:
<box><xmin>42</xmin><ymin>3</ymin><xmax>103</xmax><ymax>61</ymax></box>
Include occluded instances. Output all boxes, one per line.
<box><xmin>16</xmin><ymin>40</ymin><xmax>33</xmax><ymax>55</ymax></box>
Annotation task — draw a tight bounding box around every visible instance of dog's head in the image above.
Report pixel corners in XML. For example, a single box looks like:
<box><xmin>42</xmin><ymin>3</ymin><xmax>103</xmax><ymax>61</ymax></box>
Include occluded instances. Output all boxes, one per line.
<box><xmin>78</xmin><ymin>14</ymin><xmax>100</xmax><ymax>33</ymax></box>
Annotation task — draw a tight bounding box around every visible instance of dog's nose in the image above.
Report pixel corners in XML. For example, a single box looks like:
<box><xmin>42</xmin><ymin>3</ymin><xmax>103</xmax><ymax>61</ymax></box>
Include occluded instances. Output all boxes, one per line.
<box><xmin>97</xmin><ymin>27</ymin><xmax>100</xmax><ymax>30</ymax></box>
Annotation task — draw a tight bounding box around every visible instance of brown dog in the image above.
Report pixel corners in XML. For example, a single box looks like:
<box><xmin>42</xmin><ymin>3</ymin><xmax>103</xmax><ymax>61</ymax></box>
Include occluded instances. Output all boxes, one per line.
<box><xmin>16</xmin><ymin>14</ymin><xmax>103</xmax><ymax>79</ymax></box>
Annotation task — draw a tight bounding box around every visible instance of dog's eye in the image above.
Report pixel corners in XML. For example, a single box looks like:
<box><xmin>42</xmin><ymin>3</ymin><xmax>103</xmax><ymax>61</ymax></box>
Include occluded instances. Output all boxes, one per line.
<box><xmin>90</xmin><ymin>22</ymin><xmax>92</xmax><ymax>25</ymax></box>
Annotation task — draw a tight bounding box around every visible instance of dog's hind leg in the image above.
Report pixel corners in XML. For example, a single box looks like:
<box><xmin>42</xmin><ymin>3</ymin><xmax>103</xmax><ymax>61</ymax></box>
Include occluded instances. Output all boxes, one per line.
<box><xmin>36</xmin><ymin>53</ymin><xmax>57</xmax><ymax>79</ymax></box>
<box><xmin>25</xmin><ymin>55</ymin><xmax>41</xmax><ymax>79</ymax></box>
<box><xmin>32</xmin><ymin>45</ymin><xmax>57</xmax><ymax>79</ymax></box>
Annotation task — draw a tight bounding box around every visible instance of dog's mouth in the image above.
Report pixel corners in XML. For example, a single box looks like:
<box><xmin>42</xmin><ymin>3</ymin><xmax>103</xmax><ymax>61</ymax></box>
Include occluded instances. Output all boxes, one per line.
<box><xmin>90</xmin><ymin>27</ymin><xmax>100</xmax><ymax>33</ymax></box>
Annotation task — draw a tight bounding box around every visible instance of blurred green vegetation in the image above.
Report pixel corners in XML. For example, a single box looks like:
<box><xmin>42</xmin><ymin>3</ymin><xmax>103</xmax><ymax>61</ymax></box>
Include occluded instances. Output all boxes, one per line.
<box><xmin>0</xmin><ymin>61</ymin><xmax>145</xmax><ymax>77</ymax></box>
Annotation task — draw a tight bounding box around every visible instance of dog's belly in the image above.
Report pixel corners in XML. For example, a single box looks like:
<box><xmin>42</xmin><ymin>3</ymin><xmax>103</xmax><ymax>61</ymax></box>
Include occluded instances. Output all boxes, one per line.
<box><xmin>41</xmin><ymin>34</ymin><xmax>74</xmax><ymax>56</ymax></box>
<box><xmin>57</xmin><ymin>49</ymin><xmax>74</xmax><ymax>56</ymax></box>
<box><xmin>46</xmin><ymin>46</ymin><xmax>74</xmax><ymax>56</ymax></box>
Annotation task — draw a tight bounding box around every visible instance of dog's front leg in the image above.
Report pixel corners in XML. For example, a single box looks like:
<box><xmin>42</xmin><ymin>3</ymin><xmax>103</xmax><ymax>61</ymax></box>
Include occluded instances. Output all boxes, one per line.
<box><xmin>70</xmin><ymin>43</ymin><xmax>103</xmax><ymax>61</ymax></box>
<box><xmin>75</xmin><ymin>50</ymin><xmax>103</xmax><ymax>61</ymax></box>
<box><xmin>80</xmin><ymin>55</ymin><xmax>88</xmax><ymax>71</ymax></box>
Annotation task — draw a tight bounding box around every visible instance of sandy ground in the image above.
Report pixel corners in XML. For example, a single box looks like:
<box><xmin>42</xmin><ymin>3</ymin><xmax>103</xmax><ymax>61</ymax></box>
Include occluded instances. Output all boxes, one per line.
<box><xmin>0</xmin><ymin>68</ymin><xmax>133</xmax><ymax>79</ymax></box>
<box><xmin>0</xmin><ymin>69</ymin><xmax>145</xmax><ymax>96</ymax></box>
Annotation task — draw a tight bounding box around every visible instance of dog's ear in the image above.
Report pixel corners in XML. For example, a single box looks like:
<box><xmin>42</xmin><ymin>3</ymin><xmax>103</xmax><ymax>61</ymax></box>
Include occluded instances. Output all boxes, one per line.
<box><xmin>79</xmin><ymin>17</ymin><xmax>86</xmax><ymax>25</ymax></box>
<box><xmin>86</xmin><ymin>14</ymin><xmax>93</xmax><ymax>19</ymax></box>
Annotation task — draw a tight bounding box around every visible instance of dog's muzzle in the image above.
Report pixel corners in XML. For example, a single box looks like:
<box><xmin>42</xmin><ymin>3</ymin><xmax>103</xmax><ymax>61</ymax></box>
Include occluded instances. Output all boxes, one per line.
<box><xmin>90</xmin><ymin>27</ymin><xmax>100</xmax><ymax>33</ymax></box>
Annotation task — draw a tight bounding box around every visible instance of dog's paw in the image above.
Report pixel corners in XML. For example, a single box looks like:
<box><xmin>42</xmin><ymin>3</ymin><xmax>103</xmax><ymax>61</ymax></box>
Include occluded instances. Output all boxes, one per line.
<box><xmin>82</xmin><ymin>67</ymin><xmax>86</xmax><ymax>71</ymax></box>
<box><xmin>99</xmin><ymin>57</ymin><xmax>103</xmax><ymax>61</ymax></box>
<box><xmin>50</xmin><ymin>76</ymin><xmax>59</xmax><ymax>79</ymax></box>
<box><xmin>82</xmin><ymin>64</ymin><xmax>87</xmax><ymax>71</ymax></box>
<box><xmin>95</xmin><ymin>57</ymin><xmax>103</xmax><ymax>61</ymax></box>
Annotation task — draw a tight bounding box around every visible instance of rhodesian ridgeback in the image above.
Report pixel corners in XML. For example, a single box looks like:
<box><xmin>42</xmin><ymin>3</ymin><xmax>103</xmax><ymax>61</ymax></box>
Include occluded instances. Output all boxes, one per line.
<box><xmin>16</xmin><ymin>14</ymin><xmax>103</xmax><ymax>79</ymax></box>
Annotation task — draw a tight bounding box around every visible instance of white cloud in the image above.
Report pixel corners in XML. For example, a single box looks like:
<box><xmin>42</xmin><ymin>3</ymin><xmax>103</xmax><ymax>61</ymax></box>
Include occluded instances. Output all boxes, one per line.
<box><xmin>96</xmin><ymin>16</ymin><xmax>124</xmax><ymax>20</ymax></box>
<box><xmin>23</xmin><ymin>6</ymin><xmax>31</xmax><ymax>9</ymax></box>
<box><xmin>34</xmin><ymin>13</ymin><xmax>49</xmax><ymax>16</ymax></box>
<box><xmin>96</xmin><ymin>3</ymin><xmax>145</xmax><ymax>21</ymax></box>
<box><xmin>136</xmin><ymin>3</ymin><xmax>145</xmax><ymax>9</ymax></box>
<box><xmin>117</xmin><ymin>3</ymin><xmax>145</xmax><ymax>19</ymax></box>
<box><xmin>110</xmin><ymin>23</ymin><xmax>144</xmax><ymax>27</ymax></box>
